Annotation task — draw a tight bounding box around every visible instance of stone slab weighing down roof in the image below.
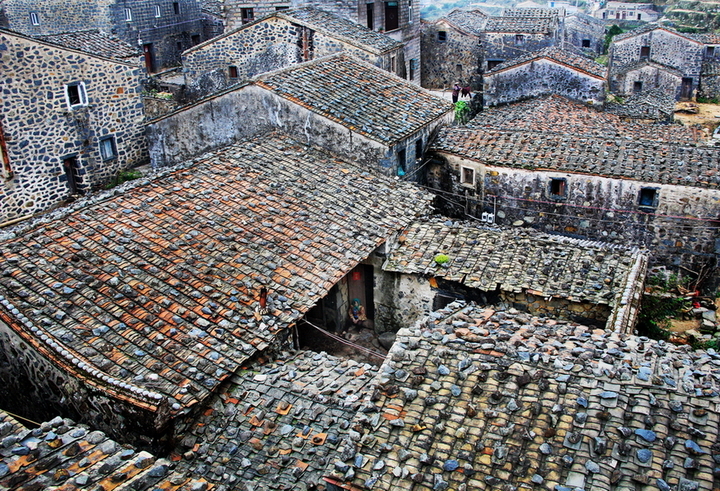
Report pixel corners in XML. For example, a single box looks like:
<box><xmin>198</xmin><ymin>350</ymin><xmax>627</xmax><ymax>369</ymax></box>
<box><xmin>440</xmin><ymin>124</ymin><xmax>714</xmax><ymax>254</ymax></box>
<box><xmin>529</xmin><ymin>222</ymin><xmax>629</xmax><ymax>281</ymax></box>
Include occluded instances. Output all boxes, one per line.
<box><xmin>431</xmin><ymin>96</ymin><xmax>720</xmax><ymax>188</ymax></box>
<box><xmin>383</xmin><ymin>218</ymin><xmax>644</xmax><ymax>308</ymax></box>
<box><xmin>487</xmin><ymin>47</ymin><xmax>607</xmax><ymax>79</ymax></box>
<box><xmin>613</xmin><ymin>24</ymin><xmax>703</xmax><ymax>45</ymax></box>
<box><xmin>442</xmin><ymin>9</ymin><xmax>490</xmax><ymax>36</ymax></box>
<box><xmin>484</xmin><ymin>15</ymin><xmax>558</xmax><ymax>33</ymax></box>
<box><xmin>326</xmin><ymin>300</ymin><xmax>720</xmax><ymax>491</ymax></box>
<box><xmin>503</xmin><ymin>7</ymin><xmax>563</xmax><ymax>17</ymax></box>
<box><xmin>36</xmin><ymin>29</ymin><xmax>140</xmax><ymax>62</ymax></box>
<box><xmin>172</xmin><ymin>350</ymin><xmax>380</xmax><ymax>490</ymax></box>
<box><xmin>254</xmin><ymin>54</ymin><xmax>454</xmax><ymax>146</ymax></box>
<box><xmin>0</xmin><ymin>132</ymin><xmax>432</xmax><ymax>414</ymax></box>
<box><xmin>0</xmin><ymin>411</ymin><xmax>209</xmax><ymax>490</ymax></box>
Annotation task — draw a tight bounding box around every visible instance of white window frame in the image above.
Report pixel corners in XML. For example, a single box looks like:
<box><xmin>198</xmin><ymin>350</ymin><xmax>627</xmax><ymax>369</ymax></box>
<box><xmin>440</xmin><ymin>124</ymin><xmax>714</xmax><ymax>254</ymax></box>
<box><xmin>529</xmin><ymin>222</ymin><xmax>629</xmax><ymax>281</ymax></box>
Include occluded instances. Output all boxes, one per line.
<box><xmin>99</xmin><ymin>136</ymin><xmax>117</xmax><ymax>161</ymax></box>
<box><xmin>65</xmin><ymin>82</ymin><xmax>88</xmax><ymax>109</ymax></box>
<box><xmin>154</xmin><ymin>5</ymin><xmax>161</xmax><ymax>17</ymax></box>
<box><xmin>30</xmin><ymin>12</ymin><xmax>39</xmax><ymax>25</ymax></box>
<box><xmin>460</xmin><ymin>166</ymin><xmax>475</xmax><ymax>186</ymax></box>
<box><xmin>124</xmin><ymin>8</ymin><xmax>133</xmax><ymax>21</ymax></box>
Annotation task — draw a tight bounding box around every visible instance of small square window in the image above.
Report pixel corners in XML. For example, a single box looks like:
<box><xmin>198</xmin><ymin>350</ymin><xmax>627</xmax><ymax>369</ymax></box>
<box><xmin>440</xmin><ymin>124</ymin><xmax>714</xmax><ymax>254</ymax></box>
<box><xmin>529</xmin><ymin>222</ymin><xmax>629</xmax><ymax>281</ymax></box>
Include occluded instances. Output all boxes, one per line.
<box><xmin>173</xmin><ymin>2</ymin><xmax>180</xmax><ymax>15</ymax></box>
<box><xmin>30</xmin><ymin>12</ymin><xmax>39</xmax><ymax>25</ymax></box>
<box><xmin>515</xmin><ymin>34</ymin><xmax>525</xmax><ymax>46</ymax></box>
<box><xmin>582</xmin><ymin>39</ymin><xmax>591</xmax><ymax>48</ymax></box>
<box><xmin>124</xmin><ymin>8</ymin><xmax>132</xmax><ymax>21</ymax></box>
<box><xmin>438</xmin><ymin>31</ymin><xmax>447</xmax><ymax>42</ymax></box>
<box><xmin>640</xmin><ymin>46</ymin><xmax>650</xmax><ymax>60</ymax></box>
<box><xmin>191</xmin><ymin>34</ymin><xmax>200</xmax><ymax>45</ymax></box>
<box><xmin>549</xmin><ymin>178</ymin><xmax>566</xmax><ymax>198</ymax></box>
<box><xmin>65</xmin><ymin>82</ymin><xmax>88</xmax><ymax>108</ymax></box>
<box><xmin>154</xmin><ymin>5</ymin><xmax>161</xmax><ymax>17</ymax></box>
<box><xmin>241</xmin><ymin>7</ymin><xmax>254</xmax><ymax>23</ymax></box>
<box><xmin>229</xmin><ymin>66</ymin><xmax>239</xmax><ymax>79</ymax></box>
<box><xmin>707</xmin><ymin>46</ymin><xmax>716</xmax><ymax>58</ymax></box>
<box><xmin>633</xmin><ymin>81</ymin><xmax>643</xmax><ymax>93</ymax></box>
<box><xmin>461</xmin><ymin>166</ymin><xmax>475</xmax><ymax>185</ymax></box>
<box><xmin>99</xmin><ymin>136</ymin><xmax>117</xmax><ymax>161</ymax></box>
<box><xmin>487</xmin><ymin>60</ymin><xmax>503</xmax><ymax>70</ymax></box>
<box><xmin>638</xmin><ymin>187</ymin><xmax>658</xmax><ymax>208</ymax></box>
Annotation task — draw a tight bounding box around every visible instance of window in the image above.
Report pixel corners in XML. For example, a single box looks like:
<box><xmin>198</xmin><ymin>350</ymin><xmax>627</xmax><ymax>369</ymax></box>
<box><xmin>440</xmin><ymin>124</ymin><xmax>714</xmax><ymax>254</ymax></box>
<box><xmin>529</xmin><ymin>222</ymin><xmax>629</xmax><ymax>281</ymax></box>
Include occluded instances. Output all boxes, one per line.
<box><xmin>228</xmin><ymin>65</ymin><xmax>239</xmax><ymax>79</ymax></box>
<box><xmin>461</xmin><ymin>166</ymin><xmax>475</xmax><ymax>185</ymax></box>
<box><xmin>707</xmin><ymin>46</ymin><xmax>716</xmax><ymax>58</ymax></box>
<box><xmin>0</xmin><ymin>120</ymin><xmax>12</xmax><ymax>180</ymax></box>
<box><xmin>549</xmin><ymin>178</ymin><xmax>566</xmax><ymax>199</ymax></box>
<box><xmin>99</xmin><ymin>136</ymin><xmax>117</xmax><ymax>161</ymax></box>
<box><xmin>633</xmin><ymin>81</ymin><xmax>643</xmax><ymax>93</ymax></box>
<box><xmin>276</xmin><ymin>6</ymin><xmax>289</xmax><ymax>10</ymax></box>
<box><xmin>638</xmin><ymin>187</ymin><xmax>658</xmax><ymax>208</ymax></box>
<box><xmin>30</xmin><ymin>12</ymin><xmax>39</xmax><ymax>25</ymax></box>
<box><xmin>385</xmin><ymin>1</ymin><xmax>399</xmax><ymax>31</ymax></box>
<box><xmin>456</xmin><ymin>64</ymin><xmax>462</xmax><ymax>76</ymax></box>
<box><xmin>154</xmin><ymin>5</ymin><xmax>161</xmax><ymax>17</ymax></box>
<box><xmin>191</xmin><ymin>34</ymin><xmax>200</xmax><ymax>45</ymax></box>
<box><xmin>582</xmin><ymin>39</ymin><xmax>591</xmax><ymax>48</ymax></box>
<box><xmin>124</xmin><ymin>8</ymin><xmax>132</xmax><ymax>21</ymax></box>
<box><xmin>487</xmin><ymin>60</ymin><xmax>503</xmax><ymax>70</ymax></box>
<box><xmin>390</xmin><ymin>56</ymin><xmax>396</xmax><ymax>73</ymax></box>
<box><xmin>241</xmin><ymin>8</ymin><xmax>254</xmax><ymax>23</ymax></box>
<box><xmin>438</xmin><ymin>31</ymin><xmax>447</xmax><ymax>42</ymax></box>
<box><xmin>640</xmin><ymin>46</ymin><xmax>650</xmax><ymax>61</ymax></box>
<box><xmin>408</xmin><ymin>0</ymin><xmax>413</xmax><ymax>23</ymax></box>
<box><xmin>173</xmin><ymin>2</ymin><xmax>180</xmax><ymax>15</ymax></box>
<box><xmin>397</xmin><ymin>148</ymin><xmax>406</xmax><ymax>176</ymax></box>
<box><xmin>63</xmin><ymin>156</ymin><xmax>83</xmax><ymax>195</ymax></box>
<box><xmin>415</xmin><ymin>138</ymin><xmax>422</xmax><ymax>161</ymax></box>
<box><xmin>637</xmin><ymin>13</ymin><xmax>641</xmax><ymax>20</ymax></box>
<box><xmin>65</xmin><ymin>82</ymin><xmax>88</xmax><ymax>108</ymax></box>
<box><xmin>367</xmin><ymin>3</ymin><xmax>374</xmax><ymax>29</ymax></box>
<box><xmin>409</xmin><ymin>58</ymin><xmax>417</xmax><ymax>80</ymax></box>
<box><xmin>515</xmin><ymin>34</ymin><xmax>525</xmax><ymax>46</ymax></box>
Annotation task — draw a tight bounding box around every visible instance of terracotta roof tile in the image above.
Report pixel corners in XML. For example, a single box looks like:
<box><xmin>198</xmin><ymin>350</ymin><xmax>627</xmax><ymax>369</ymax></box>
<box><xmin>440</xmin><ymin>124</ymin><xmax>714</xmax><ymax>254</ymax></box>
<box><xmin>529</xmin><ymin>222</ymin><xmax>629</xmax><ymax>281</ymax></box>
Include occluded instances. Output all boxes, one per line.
<box><xmin>255</xmin><ymin>54</ymin><xmax>453</xmax><ymax>145</ymax></box>
<box><xmin>0</xmin><ymin>132</ymin><xmax>433</xmax><ymax>412</ymax></box>
<box><xmin>36</xmin><ymin>30</ymin><xmax>140</xmax><ymax>61</ymax></box>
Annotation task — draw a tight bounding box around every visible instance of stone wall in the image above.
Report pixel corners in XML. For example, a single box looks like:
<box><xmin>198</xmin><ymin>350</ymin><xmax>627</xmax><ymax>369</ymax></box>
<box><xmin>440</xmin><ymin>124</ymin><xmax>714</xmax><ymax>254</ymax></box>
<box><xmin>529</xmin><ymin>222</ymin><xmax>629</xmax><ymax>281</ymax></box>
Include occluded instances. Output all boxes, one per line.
<box><xmin>484</xmin><ymin>58</ymin><xmax>606</xmax><ymax>107</ymax></box>
<box><xmin>428</xmin><ymin>154</ymin><xmax>720</xmax><ymax>271</ymax></box>
<box><xmin>0</xmin><ymin>32</ymin><xmax>148</xmax><ymax>224</ymax></box>
<box><xmin>564</xmin><ymin>14</ymin><xmax>605</xmax><ymax>55</ymax></box>
<box><xmin>421</xmin><ymin>21</ymin><xmax>482</xmax><ymax>90</ymax></box>
<box><xmin>500</xmin><ymin>291</ymin><xmax>612</xmax><ymax>327</ymax></box>
<box><xmin>700</xmin><ymin>61</ymin><xmax>720</xmax><ymax>100</ymax></box>
<box><xmin>483</xmin><ymin>31</ymin><xmax>557</xmax><ymax>67</ymax></box>
<box><xmin>182</xmin><ymin>16</ymin><xmax>399</xmax><ymax>99</ymax></box>
<box><xmin>610</xmin><ymin>63</ymin><xmax>684</xmax><ymax>99</ymax></box>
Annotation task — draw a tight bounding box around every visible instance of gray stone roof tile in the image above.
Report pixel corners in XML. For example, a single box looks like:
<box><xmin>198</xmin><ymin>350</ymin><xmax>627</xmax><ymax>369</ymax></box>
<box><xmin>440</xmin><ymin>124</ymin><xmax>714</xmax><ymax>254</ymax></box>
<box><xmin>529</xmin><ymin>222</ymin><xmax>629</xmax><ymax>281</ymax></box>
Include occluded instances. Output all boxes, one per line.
<box><xmin>255</xmin><ymin>54</ymin><xmax>454</xmax><ymax>145</ymax></box>
<box><xmin>488</xmin><ymin>47</ymin><xmax>607</xmax><ymax>78</ymax></box>
<box><xmin>485</xmin><ymin>14</ymin><xmax>558</xmax><ymax>33</ymax></box>
<box><xmin>36</xmin><ymin>29</ymin><xmax>140</xmax><ymax>61</ymax></box>
<box><xmin>443</xmin><ymin>9</ymin><xmax>490</xmax><ymax>36</ymax></box>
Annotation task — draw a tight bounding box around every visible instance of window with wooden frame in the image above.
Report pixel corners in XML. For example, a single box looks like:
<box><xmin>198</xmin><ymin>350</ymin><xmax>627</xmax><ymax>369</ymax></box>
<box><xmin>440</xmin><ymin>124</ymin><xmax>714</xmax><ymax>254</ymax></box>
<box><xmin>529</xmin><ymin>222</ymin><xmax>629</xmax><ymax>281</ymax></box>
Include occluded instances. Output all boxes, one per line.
<box><xmin>0</xmin><ymin>120</ymin><xmax>12</xmax><ymax>180</ymax></box>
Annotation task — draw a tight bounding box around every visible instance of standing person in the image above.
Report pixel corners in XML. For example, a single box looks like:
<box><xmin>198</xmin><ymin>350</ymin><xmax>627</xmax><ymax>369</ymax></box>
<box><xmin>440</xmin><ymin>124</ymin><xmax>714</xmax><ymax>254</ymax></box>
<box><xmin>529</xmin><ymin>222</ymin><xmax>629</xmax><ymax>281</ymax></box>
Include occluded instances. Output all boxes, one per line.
<box><xmin>452</xmin><ymin>83</ymin><xmax>461</xmax><ymax>103</ymax></box>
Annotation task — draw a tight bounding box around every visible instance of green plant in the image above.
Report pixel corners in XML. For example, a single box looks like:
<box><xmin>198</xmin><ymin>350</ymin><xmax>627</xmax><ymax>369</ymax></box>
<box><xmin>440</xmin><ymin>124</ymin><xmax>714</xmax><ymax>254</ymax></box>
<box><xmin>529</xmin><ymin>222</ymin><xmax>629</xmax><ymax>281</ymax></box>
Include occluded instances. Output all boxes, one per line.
<box><xmin>604</xmin><ymin>25</ymin><xmax>624</xmax><ymax>54</ymax></box>
<box><xmin>142</xmin><ymin>89</ymin><xmax>173</xmax><ymax>100</ymax></box>
<box><xmin>434</xmin><ymin>254</ymin><xmax>450</xmax><ymax>265</ymax></box>
<box><xmin>697</xmin><ymin>96</ymin><xmax>720</xmax><ymax>104</ymax></box>
<box><xmin>454</xmin><ymin>101</ymin><xmax>470</xmax><ymax>125</ymax></box>
<box><xmin>636</xmin><ymin>294</ymin><xmax>690</xmax><ymax>340</ymax></box>
<box><xmin>104</xmin><ymin>169</ymin><xmax>143</xmax><ymax>189</ymax></box>
<box><xmin>691</xmin><ymin>337</ymin><xmax>718</xmax><ymax>350</ymax></box>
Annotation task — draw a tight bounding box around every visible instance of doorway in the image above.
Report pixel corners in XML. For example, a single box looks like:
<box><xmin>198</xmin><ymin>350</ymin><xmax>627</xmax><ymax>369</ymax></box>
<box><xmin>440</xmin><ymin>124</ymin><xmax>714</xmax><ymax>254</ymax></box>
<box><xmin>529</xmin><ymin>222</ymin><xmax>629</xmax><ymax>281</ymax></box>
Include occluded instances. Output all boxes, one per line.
<box><xmin>384</xmin><ymin>1</ymin><xmax>398</xmax><ymax>31</ymax></box>
<box><xmin>680</xmin><ymin>77</ymin><xmax>693</xmax><ymax>100</ymax></box>
<box><xmin>63</xmin><ymin>156</ymin><xmax>83</xmax><ymax>196</ymax></box>
<box><xmin>143</xmin><ymin>43</ymin><xmax>155</xmax><ymax>73</ymax></box>
<box><xmin>348</xmin><ymin>264</ymin><xmax>374</xmax><ymax>326</ymax></box>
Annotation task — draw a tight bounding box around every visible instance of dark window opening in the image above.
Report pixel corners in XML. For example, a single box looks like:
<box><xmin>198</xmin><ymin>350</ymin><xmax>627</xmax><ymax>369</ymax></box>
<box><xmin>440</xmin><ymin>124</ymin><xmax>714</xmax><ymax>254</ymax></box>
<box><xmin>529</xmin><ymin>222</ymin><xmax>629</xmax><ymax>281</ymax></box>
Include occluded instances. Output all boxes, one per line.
<box><xmin>276</xmin><ymin>5</ymin><xmax>289</xmax><ymax>10</ymax></box>
<box><xmin>367</xmin><ymin>3</ymin><xmax>374</xmax><ymax>29</ymax></box>
<box><xmin>385</xmin><ymin>1</ymin><xmax>399</xmax><ymax>31</ymax></box>
<box><xmin>707</xmin><ymin>46</ymin><xmax>716</xmax><ymax>58</ymax></box>
<box><xmin>397</xmin><ymin>148</ymin><xmax>406</xmax><ymax>176</ymax></box>
<box><xmin>582</xmin><ymin>39</ymin><xmax>591</xmax><ymax>48</ymax></box>
<box><xmin>456</xmin><ymin>64</ymin><xmax>462</xmax><ymax>76</ymax></box>
<box><xmin>550</xmin><ymin>178</ymin><xmax>566</xmax><ymax>198</ymax></box>
<box><xmin>143</xmin><ymin>43</ymin><xmax>155</xmax><ymax>73</ymax></box>
<box><xmin>241</xmin><ymin>8</ymin><xmax>254</xmax><ymax>23</ymax></box>
<box><xmin>229</xmin><ymin>65</ymin><xmax>239</xmax><ymax>79</ymax></box>
<box><xmin>461</xmin><ymin>167</ymin><xmax>474</xmax><ymax>185</ymax></box>
<box><xmin>66</xmin><ymin>84</ymin><xmax>84</xmax><ymax>106</ymax></box>
<box><xmin>487</xmin><ymin>59</ymin><xmax>503</xmax><ymax>70</ymax></box>
<box><xmin>191</xmin><ymin>34</ymin><xmax>200</xmax><ymax>45</ymax></box>
<box><xmin>637</xmin><ymin>13</ymin><xmax>641</xmax><ymax>20</ymax></box>
<box><xmin>99</xmin><ymin>136</ymin><xmax>117</xmax><ymax>161</ymax></box>
<box><xmin>30</xmin><ymin>12</ymin><xmax>39</xmax><ymax>25</ymax></box>
<box><xmin>390</xmin><ymin>56</ymin><xmax>396</xmax><ymax>73</ymax></box>
<box><xmin>633</xmin><ymin>81</ymin><xmax>643</xmax><ymax>93</ymax></box>
<box><xmin>515</xmin><ymin>34</ymin><xmax>525</xmax><ymax>46</ymax></box>
<box><xmin>415</xmin><ymin>138</ymin><xmax>423</xmax><ymax>160</ymax></box>
<box><xmin>639</xmin><ymin>188</ymin><xmax>658</xmax><ymax>208</ymax></box>
<box><xmin>63</xmin><ymin>157</ymin><xmax>83</xmax><ymax>195</ymax></box>
<box><xmin>173</xmin><ymin>2</ymin><xmax>180</xmax><ymax>14</ymax></box>
<box><xmin>438</xmin><ymin>31</ymin><xmax>447</xmax><ymax>42</ymax></box>
<box><xmin>409</xmin><ymin>58</ymin><xmax>416</xmax><ymax>80</ymax></box>
<box><xmin>0</xmin><ymin>120</ymin><xmax>12</xmax><ymax>180</ymax></box>
<box><xmin>176</xmin><ymin>41</ymin><xmax>183</xmax><ymax>52</ymax></box>
<box><xmin>640</xmin><ymin>46</ymin><xmax>650</xmax><ymax>60</ymax></box>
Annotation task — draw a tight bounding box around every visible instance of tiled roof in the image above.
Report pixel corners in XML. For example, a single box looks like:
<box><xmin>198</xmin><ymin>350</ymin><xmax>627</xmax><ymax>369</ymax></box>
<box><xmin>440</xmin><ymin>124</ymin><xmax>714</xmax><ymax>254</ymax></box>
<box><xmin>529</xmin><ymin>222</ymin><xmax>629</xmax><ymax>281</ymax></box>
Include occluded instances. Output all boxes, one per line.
<box><xmin>255</xmin><ymin>54</ymin><xmax>454</xmax><ymax>145</ymax></box>
<box><xmin>613</xmin><ymin>24</ymin><xmax>702</xmax><ymax>45</ymax></box>
<box><xmin>201</xmin><ymin>0</ymin><xmax>224</xmax><ymax>16</ymax></box>
<box><xmin>36</xmin><ymin>29</ymin><xmax>140</xmax><ymax>61</ymax></box>
<box><xmin>432</xmin><ymin>125</ymin><xmax>720</xmax><ymax>188</ymax></box>
<box><xmin>444</xmin><ymin>9</ymin><xmax>490</xmax><ymax>35</ymax></box>
<box><xmin>279</xmin><ymin>7</ymin><xmax>403</xmax><ymax>54</ymax></box>
<box><xmin>697</xmin><ymin>33</ymin><xmax>720</xmax><ymax>44</ymax></box>
<box><xmin>466</xmin><ymin>96</ymin><xmax>698</xmax><ymax>143</ymax></box>
<box><xmin>172</xmin><ymin>350</ymin><xmax>379</xmax><ymax>489</ymax></box>
<box><xmin>488</xmin><ymin>47</ymin><xmax>607</xmax><ymax>78</ymax></box>
<box><xmin>503</xmin><ymin>7</ymin><xmax>562</xmax><ymax>17</ymax></box>
<box><xmin>0</xmin><ymin>411</ymin><xmax>208</xmax><ymax>490</ymax></box>
<box><xmin>327</xmin><ymin>300</ymin><xmax>720</xmax><ymax>491</ymax></box>
<box><xmin>0</xmin><ymin>132</ymin><xmax>433</xmax><ymax>413</ymax></box>
<box><xmin>484</xmin><ymin>15</ymin><xmax>558</xmax><ymax>33</ymax></box>
<box><xmin>383</xmin><ymin>218</ymin><xmax>643</xmax><ymax>307</ymax></box>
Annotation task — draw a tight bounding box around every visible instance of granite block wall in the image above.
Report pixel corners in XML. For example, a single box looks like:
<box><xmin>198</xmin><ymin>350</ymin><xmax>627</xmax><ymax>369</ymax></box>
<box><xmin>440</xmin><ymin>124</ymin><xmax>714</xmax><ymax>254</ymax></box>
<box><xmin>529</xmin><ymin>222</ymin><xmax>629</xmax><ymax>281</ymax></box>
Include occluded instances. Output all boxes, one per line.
<box><xmin>610</xmin><ymin>64</ymin><xmax>683</xmax><ymax>99</ymax></box>
<box><xmin>484</xmin><ymin>59</ymin><xmax>606</xmax><ymax>106</ymax></box>
<box><xmin>700</xmin><ymin>61</ymin><xmax>720</xmax><ymax>100</ymax></box>
<box><xmin>0</xmin><ymin>32</ymin><xmax>148</xmax><ymax>224</ymax></box>
<box><xmin>421</xmin><ymin>22</ymin><xmax>482</xmax><ymax>89</ymax></box>
<box><xmin>429</xmin><ymin>154</ymin><xmax>720</xmax><ymax>271</ymax></box>
<box><xmin>564</xmin><ymin>15</ymin><xmax>605</xmax><ymax>54</ymax></box>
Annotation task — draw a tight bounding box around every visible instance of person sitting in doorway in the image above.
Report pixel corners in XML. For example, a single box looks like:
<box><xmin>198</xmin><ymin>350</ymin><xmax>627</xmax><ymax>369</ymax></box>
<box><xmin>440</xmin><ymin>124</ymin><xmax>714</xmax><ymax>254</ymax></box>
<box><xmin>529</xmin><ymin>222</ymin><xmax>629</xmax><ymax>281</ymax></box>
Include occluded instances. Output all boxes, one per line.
<box><xmin>348</xmin><ymin>298</ymin><xmax>368</xmax><ymax>329</ymax></box>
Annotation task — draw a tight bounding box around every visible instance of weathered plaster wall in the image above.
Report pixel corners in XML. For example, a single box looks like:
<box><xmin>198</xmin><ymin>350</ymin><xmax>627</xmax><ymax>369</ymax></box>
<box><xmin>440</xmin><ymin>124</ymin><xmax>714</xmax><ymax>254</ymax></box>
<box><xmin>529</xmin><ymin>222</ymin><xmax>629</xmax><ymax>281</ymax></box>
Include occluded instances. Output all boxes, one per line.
<box><xmin>0</xmin><ymin>32</ymin><xmax>148</xmax><ymax>224</ymax></box>
<box><xmin>429</xmin><ymin>154</ymin><xmax>720</xmax><ymax>270</ymax></box>
<box><xmin>421</xmin><ymin>22</ymin><xmax>481</xmax><ymax>89</ymax></box>
<box><xmin>610</xmin><ymin>64</ymin><xmax>683</xmax><ymax>98</ymax></box>
<box><xmin>0</xmin><ymin>318</ymin><xmax>171</xmax><ymax>452</ymax></box>
<box><xmin>484</xmin><ymin>59</ymin><xmax>606</xmax><ymax>106</ymax></box>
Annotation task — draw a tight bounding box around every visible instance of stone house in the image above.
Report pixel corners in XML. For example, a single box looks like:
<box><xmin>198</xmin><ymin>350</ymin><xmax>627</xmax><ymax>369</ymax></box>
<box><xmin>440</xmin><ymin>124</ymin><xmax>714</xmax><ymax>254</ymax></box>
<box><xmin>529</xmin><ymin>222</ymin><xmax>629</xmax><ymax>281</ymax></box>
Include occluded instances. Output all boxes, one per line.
<box><xmin>563</xmin><ymin>12</ymin><xmax>605</xmax><ymax>55</ymax></box>
<box><xmin>147</xmin><ymin>54</ymin><xmax>454</xmax><ymax>177</ymax></box>
<box><xmin>0</xmin><ymin>131</ymin><xmax>432</xmax><ymax>447</ymax></box>
<box><xmin>0</xmin><ymin>29</ymin><xmax>148</xmax><ymax>226</ymax></box>
<box><xmin>608</xmin><ymin>25</ymin><xmax>704</xmax><ymax>101</ymax></box>
<box><xmin>379</xmin><ymin>218</ymin><xmax>647</xmax><ymax>331</ymax></box>
<box><xmin>182</xmin><ymin>7</ymin><xmax>405</xmax><ymax>99</ymax></box>
<box><xmin>0</xmin><ymin>0</ymin><xmax>205</xmax><ymax>72</ymax></box>
<box><xmin>222</xmin><ymin>0</ymin><xmax>422</xmax><ymax>85</ymax></box>
<box><xmin>426</xmin><ymin>95</ymin><xmax>720</xmax><ymax>272</ymax></box>
<box><xmin>483</xmin><ymin>47</ymin><xmax>607</xmax><ymax>107</ymax></box>
<box><xmin>592</xmin><ymin>1</ymin><xmax>659</xmax><ymax>22</ymax></box>
<box><xmin>420</xmin><ymin>9</ymin><xmax>488</xmax><ymax>90</ymax></box>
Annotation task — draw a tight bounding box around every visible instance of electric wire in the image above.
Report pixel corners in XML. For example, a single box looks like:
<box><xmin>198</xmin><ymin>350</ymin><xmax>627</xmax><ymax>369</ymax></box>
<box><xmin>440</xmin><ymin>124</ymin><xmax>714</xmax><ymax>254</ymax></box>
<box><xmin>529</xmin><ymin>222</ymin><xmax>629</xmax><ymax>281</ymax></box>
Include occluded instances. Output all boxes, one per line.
<box><xmin>0</xmin><ymin>409</ymin><xmax>41</xmax><ymax>426</ymax></box>
<box><xmin>299</xmin><ymin>319</ymin><xmax>388</xmax><ymax>360</ymax></box>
